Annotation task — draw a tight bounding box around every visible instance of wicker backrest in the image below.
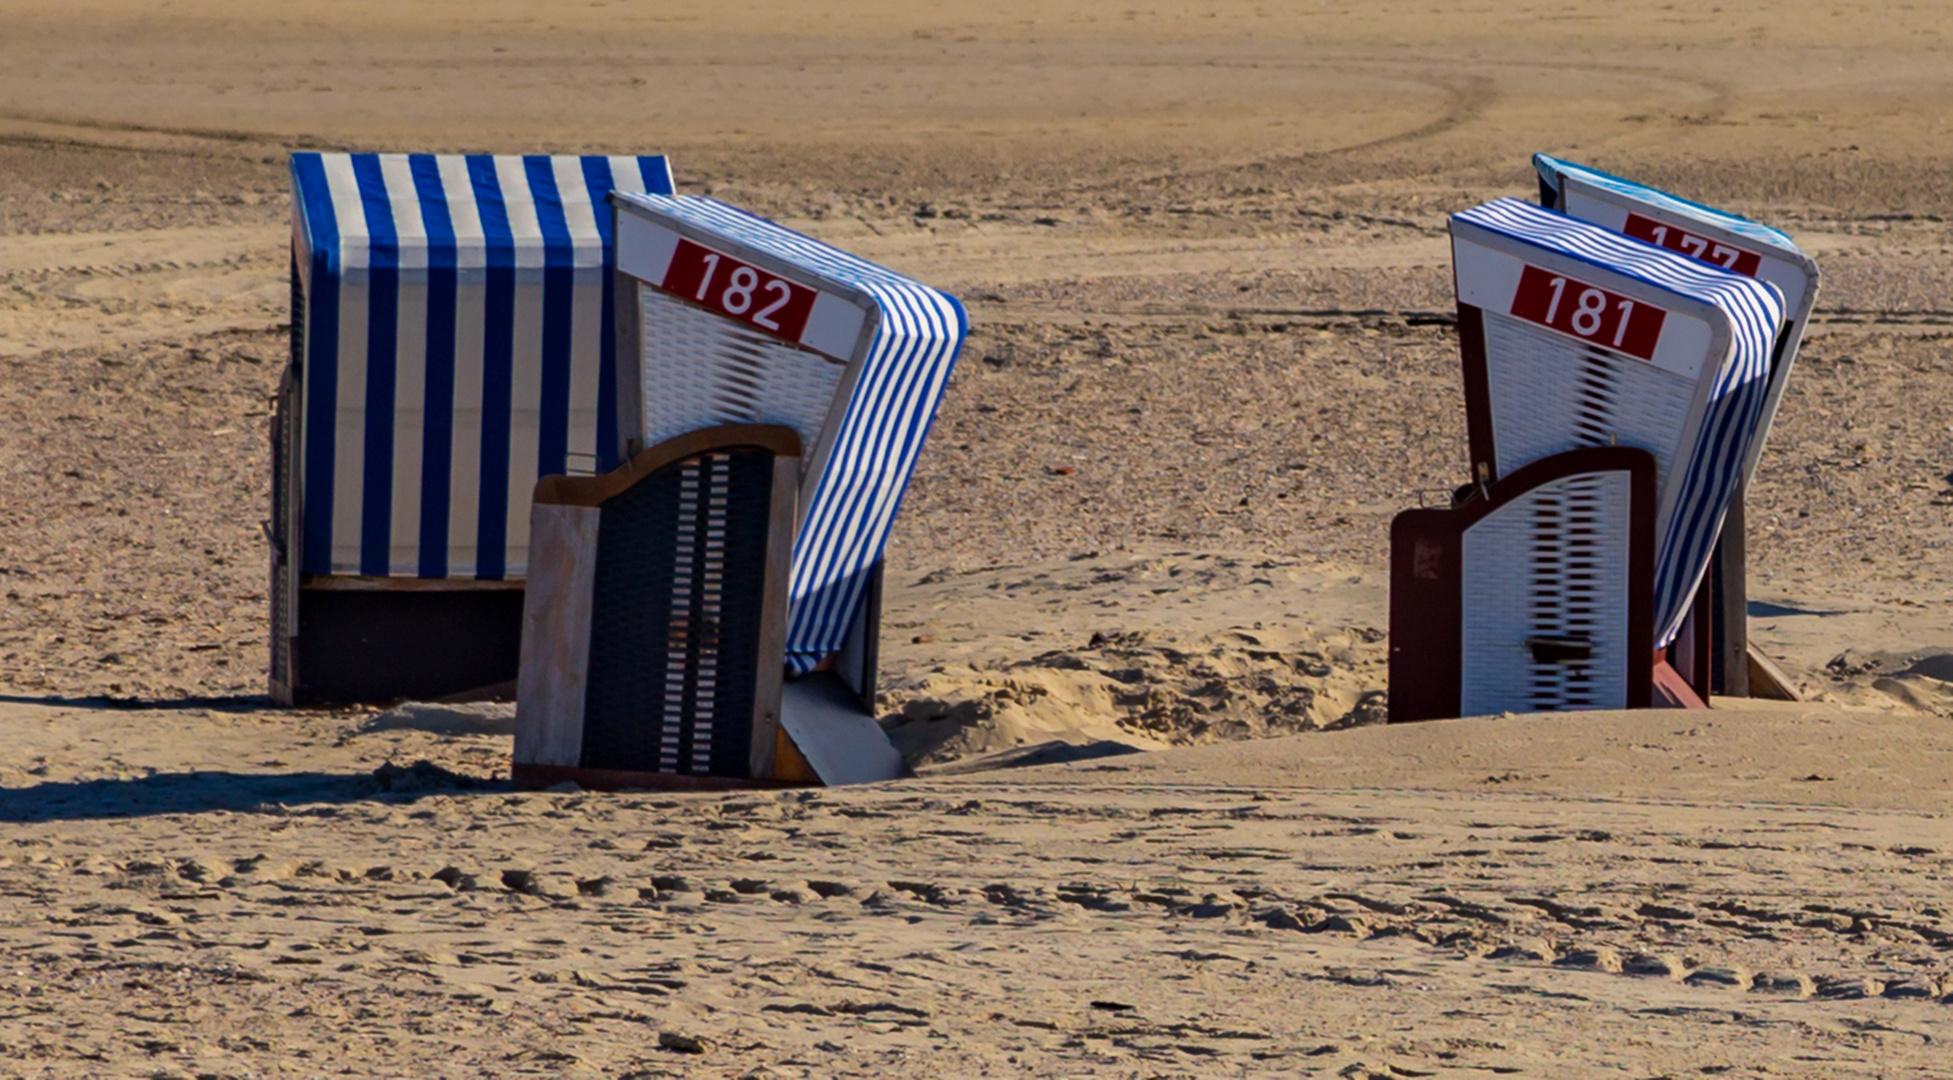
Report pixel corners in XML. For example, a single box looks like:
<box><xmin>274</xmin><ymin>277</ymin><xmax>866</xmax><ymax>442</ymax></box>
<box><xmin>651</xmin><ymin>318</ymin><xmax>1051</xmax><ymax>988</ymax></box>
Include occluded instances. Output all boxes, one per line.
<box><xmin>636</xmin><ymin>287</ymin><xmax>847</xmax><ymax>468</ymax></box>
<box><xmin>579</xmin><ymin>444</ymin><xmax>779</xmax><ymax>775</ymax></box>
<box><xmin>1390</xmin><ymin>447</ymin><xmax>1656</xmax><ymax>723</ymax></box>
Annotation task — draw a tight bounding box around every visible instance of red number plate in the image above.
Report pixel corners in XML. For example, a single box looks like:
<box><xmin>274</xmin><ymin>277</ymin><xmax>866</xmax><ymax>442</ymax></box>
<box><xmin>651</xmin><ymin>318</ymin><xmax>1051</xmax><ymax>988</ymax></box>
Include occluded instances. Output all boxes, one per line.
<box><xmin>659</xmin><ymin>238</ymin><xmax>818</xmax><ymax>342</ymax></box>
<box><xmin>1509</xmin><ymin>264</ymin><xmax>1667</xmax><ymax>361</ymax></box>
<box><xmin>1623</xmin><ymin>213</ymin><xmax>1762</xmax><ymax>277</ymax></box>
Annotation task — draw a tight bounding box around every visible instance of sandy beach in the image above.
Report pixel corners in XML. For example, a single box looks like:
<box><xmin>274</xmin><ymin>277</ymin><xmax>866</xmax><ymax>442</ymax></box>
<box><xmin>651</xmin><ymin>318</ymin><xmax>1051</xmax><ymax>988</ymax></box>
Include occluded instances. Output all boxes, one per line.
<box><xmin>3</xmin><ymin>1</ymin><xmax>1953</xmax><ymax>1074</ymax></box>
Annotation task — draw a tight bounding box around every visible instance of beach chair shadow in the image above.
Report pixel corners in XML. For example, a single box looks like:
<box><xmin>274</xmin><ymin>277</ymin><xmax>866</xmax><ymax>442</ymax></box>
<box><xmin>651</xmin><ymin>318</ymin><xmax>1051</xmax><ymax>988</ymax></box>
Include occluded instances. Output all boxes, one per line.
<box><xmin>0</xmin><ymin>764</ymin><xmax>502</xmax><ymax>824</ymax></box>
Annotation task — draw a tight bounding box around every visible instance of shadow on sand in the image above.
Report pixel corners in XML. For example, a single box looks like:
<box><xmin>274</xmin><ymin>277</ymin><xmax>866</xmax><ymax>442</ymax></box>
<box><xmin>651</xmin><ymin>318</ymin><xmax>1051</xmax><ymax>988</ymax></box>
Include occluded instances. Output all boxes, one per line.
<box><xmin>1746</xmin><ymin>600</ymin><xmax>1851</xmax><ymax>618</ymax></box>
<box><xmin>0</xmin><ymin>692</ymin><xmax>276</xmax><ymax>714</ymax></box>
<box><xmin>916</xmin><ymin>739</ymin><xmax>1147</xmax><ymax>777</ymax></box>
<box><xmin>0</xmin><ymin>762</ymin><xmax>506</xmax><ymax>824</ymax></box>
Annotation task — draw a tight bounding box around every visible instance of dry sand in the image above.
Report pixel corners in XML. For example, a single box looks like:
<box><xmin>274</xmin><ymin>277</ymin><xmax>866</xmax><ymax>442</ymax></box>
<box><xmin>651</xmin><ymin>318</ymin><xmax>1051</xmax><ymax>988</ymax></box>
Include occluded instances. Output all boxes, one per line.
<box><xmin>3</xmin><ymin>0</ymin><xmax>1953</xmax><ymax>1075</ymax></box>
<box><xmin>4</xmin><ymin>697</ymin><xmax>1953</xmax><ymax>1078</ymax></box>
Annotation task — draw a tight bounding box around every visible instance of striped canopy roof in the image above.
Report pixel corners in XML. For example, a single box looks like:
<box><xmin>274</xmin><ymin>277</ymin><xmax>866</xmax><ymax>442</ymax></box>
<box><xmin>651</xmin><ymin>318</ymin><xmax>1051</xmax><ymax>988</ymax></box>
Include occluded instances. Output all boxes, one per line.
<box><xmin>1533</xmin><ymin>154</ymin><xmax>1800</xmax><ymax>254</ymax></box>
<box><xmin>293</xmin><ymin>154</ymin><xmax>674</xmax><ymax>275</ymax></box>
<box><xmin>614</xmin><ymin>192</ymin><xmax>969</xmax><ymax>675</ymax></box>
<box><xmin>289</xmin><ymin>152</ymin><xmax>674</xmax><ymax>581</ymax></box>
<box><xmin>1452</xmin><ymin>198</ymin><xmax>1782</xmax><ymax>647</ymax></box>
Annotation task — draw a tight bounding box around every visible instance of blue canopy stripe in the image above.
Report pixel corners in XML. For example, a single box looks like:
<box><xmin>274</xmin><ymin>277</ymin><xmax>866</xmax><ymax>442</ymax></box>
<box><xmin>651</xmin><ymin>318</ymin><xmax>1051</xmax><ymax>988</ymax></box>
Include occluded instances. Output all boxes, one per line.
<box><xmin>614</xmin><ymin>193</ymin><xmax>969</xmax><ymax>675</ymax></box>
<box><xmin>1453</xmin><ymin>198</ymin><xmax>1783</xmax><ymax>647</ymax></box>
<box><xmin>289</xmin><ymin>153</ymin><xmax>674</xmax><ymax>580</ymax></box>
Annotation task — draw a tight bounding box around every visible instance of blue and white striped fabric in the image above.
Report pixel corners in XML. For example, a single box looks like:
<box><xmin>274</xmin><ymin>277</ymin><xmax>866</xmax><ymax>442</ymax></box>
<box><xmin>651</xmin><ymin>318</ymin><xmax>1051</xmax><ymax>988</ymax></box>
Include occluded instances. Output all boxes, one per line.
<box><xmin>614</xmin><ymin>192</ymin><xmax>969</xmax><ymax>675</ymax></box>
<box><xmin>1533</xmin><ymin>154</ymin><xmax>1797</xmax><ymax>252</ymax></box>
<box><xmin>1455</xmin><ymin>199</ymin><xmax>1782</xmax><ymax>646</ymax></box>
<box><xmin>290</xmin><ymin>152</ymin><xmax>675</xmax><ymax>580</ymax></box>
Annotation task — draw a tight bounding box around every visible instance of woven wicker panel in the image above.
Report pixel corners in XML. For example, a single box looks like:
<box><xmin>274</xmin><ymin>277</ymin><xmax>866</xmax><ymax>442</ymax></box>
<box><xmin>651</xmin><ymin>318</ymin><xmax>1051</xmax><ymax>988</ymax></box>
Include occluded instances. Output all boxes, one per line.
<box><xmin>271</xmin><ymin>389</ymin><xmax>293</xmax><ymax>689</ymax></box>
<box><xmin>289</xmin><ymin>253</ymin><xmax>306</xmax><ymax>380</ymax></box>
<box><xmin>578</xmin><ymin>446</ymin><xmax>777</xmax><ymax>776</ymax></box>
<box><xmin>638</xmin><ymin>287</ymin><xmax>846</xmax><ymax>464</ymax></box>
<box><xmin>1482</xmin><ymin>312</ymin><xmax>1694</xmax><ymax>492</ymax></box>
<box><xmin>271</xmin><ymin>257</ymin><xmax>304</xmax><ymax>692</ymax></box>
<box><xmin>270</xmin><ymin>391</ymin><xmax>293</xmax><ymax>690</ymax></box>
<box><xmin>1459</xmin><ymin>469</ymin><xmax>1633</xmax><ymax>714</ymax></box>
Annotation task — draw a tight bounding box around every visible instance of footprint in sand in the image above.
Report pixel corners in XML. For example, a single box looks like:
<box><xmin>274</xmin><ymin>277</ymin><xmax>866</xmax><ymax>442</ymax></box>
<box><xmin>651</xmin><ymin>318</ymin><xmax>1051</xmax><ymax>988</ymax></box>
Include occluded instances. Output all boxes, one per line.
<box><xmin>1752</xmin><ymin>971</ymin><xmax>1816</xmax><ymax>997</ymax></box>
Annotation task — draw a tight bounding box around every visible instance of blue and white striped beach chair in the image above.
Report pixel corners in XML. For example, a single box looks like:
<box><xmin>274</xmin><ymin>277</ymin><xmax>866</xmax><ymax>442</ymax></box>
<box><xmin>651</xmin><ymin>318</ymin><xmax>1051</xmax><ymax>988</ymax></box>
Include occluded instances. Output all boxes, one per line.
<box><xmin>274</xmin><ymin>152</ymin><xmax>675</xmax><ymax>704</ymax></box>
<box><xmin>1534</xmin><ymin>155</ymin><xmax>1819</xmax><ymax>696</ymax></box>
<box><xmin>1449</xmin><ymin>198</ymin><xmax>1783</xmax><ymax>651</ymax></box>
<box><xmin>512</xmin><ymin>193</ymin><xmax>966</xmax><ymax>787</ymax></box>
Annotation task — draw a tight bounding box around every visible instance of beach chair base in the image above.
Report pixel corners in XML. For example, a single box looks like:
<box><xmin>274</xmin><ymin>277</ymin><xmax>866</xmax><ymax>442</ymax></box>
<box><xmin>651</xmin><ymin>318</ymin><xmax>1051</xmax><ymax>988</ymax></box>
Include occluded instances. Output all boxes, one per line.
<box><xmin>780</xmin><ymin>671</ymin><xmax>911</xmax><ymax>785</ymax></box>
<box><xmin>271</xmin><ymin>579</ymin><xmax>524</xmax><ymax>707</ymax></box>
<box><xmin>510</xmin><ymin>764</ymin><xmax>814</xmax><ymax>792</ymax></box>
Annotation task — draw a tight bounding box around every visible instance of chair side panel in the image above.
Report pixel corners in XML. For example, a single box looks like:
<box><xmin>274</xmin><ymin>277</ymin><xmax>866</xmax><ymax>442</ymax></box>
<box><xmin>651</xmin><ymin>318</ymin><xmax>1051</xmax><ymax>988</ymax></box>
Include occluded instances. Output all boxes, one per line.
<box><xmin>514</xmin><ymin>503</ymin><xmax>600</xmax><ymax>767</ymax></box>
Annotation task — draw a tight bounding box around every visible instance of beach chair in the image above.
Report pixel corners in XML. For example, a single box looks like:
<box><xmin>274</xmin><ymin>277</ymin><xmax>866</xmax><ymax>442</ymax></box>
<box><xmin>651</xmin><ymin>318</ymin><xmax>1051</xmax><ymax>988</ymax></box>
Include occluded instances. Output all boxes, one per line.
<box><xmin>510</xmin><ymin>193</ymin><xmax>967</xmax><ymax>787</ymax></box>
<box><xmin>1449</xmin><ymin>198</ymin><xmax>1782</xmax><ymax>658</ymax></box>
<box><xmin>1389</xmin><ymin>446</ymin><xmax>1656</xmax><ymax>721</ymax></box>
<box><xmin>274</xmin><ymin>153</ymin><xmax>676</xmax><ymax>705</ymax></box>
<box><xmin>1535</xmin><ymin>155</ymin><xmax>1820</xmax><ymax>696</ymax></box>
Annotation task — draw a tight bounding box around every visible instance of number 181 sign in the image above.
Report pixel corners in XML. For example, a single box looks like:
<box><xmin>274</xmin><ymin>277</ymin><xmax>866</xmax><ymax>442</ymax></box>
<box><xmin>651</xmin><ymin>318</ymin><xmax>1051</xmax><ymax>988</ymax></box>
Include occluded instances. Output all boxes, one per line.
<box><xmin>1508</xmin><ymin>264</ymin><xmax>1667</xmax><ymax>362</ymax></box>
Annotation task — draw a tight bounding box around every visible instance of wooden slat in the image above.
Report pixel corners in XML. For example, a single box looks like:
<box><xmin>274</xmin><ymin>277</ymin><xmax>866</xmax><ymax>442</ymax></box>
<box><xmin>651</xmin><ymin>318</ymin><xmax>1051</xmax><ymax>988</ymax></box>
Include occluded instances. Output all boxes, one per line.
<box><xmin>513</xmin><ymin>504</ymin><xmax>600</xmax><ymax>767</ymax></box>
<box><xmin>772</xmin><ymin>727</ymin><xmax>819</xmax><ymax>784</ymax></box>
<box><xmin>1746</xmin><ymin>644</ymin><xmax>1803</xmax><ymax>702</ymax></box>
<box><xmin>533</xmin><ymin>424</ymin><xmax>802</xmax><ymax>508</ymax></box>
<box><xmin>1716</xmin><ymin>491</ymin><xmax>1752</xmax><ymax>696</ymax></box>
<box><xmin>613</xmin><ymin>268</ymin><xmax>645</xmax><ymax>460</ymax></box>
<box><xmin>748</xmin><ymin>453</ymin><xmax>798</xmax><ymax>780</ymax></box>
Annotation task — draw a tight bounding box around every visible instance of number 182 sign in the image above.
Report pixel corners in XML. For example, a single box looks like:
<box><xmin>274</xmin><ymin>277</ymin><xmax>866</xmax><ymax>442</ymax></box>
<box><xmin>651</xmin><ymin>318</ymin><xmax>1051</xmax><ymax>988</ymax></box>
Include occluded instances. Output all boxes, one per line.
<box><xmin>1508</xmin><ymin>264</ymin><xmax>1667</xmax><ymax>362</ymax></box>
<box><xmin>659</xmin><ymin>238</ymin><xmax>819</xmax><ymax>343</ymax></box>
